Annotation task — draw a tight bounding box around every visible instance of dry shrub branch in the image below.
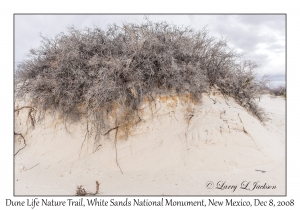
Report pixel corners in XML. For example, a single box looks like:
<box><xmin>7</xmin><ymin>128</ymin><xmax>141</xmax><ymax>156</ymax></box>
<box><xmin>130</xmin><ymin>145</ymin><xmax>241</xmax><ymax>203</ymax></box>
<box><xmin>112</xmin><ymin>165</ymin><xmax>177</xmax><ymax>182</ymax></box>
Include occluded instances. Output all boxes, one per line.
<box><xmin>15</xmin><ymin>18</ymin><xmax>269</xmax><ymax>141</ymax></box>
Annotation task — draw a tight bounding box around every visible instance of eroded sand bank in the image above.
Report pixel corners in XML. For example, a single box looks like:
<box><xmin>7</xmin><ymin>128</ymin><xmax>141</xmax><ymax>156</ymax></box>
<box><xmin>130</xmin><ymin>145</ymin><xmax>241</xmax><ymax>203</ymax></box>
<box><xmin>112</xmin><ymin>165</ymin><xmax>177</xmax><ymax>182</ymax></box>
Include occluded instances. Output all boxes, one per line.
<box><xmin>14</xmin><ymin>93</ymin><xmax>285</xmax><ymax>195</ymax></box>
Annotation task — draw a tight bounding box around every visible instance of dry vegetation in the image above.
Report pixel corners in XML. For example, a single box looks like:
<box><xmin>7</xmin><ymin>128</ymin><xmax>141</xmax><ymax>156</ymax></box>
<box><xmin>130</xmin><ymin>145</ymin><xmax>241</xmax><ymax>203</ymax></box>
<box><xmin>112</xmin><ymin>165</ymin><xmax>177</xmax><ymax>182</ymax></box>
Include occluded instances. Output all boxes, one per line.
<box><xmin>15</xmin><ymin>18</ymin><xmax>270</xmax><ymax>141</ymax></box>
<box><xmin>268</xmin><ymin>85</ymin><xmax>286</xmax><ymax>97</ymax></box>
<box><xmin>75</xmin><ymin>181</ymin><xmax>100</xmax><ymax>196</ymax></box>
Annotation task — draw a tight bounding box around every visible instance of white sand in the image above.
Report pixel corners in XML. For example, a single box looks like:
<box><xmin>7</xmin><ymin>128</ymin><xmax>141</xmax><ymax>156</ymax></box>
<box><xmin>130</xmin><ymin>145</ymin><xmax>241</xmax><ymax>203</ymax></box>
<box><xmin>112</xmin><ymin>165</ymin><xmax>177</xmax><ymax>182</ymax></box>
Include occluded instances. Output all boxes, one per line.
<box><xmin>14</xmin><ymin>93</ymin><xmax>285</xmax><ymax>195</ymax></box>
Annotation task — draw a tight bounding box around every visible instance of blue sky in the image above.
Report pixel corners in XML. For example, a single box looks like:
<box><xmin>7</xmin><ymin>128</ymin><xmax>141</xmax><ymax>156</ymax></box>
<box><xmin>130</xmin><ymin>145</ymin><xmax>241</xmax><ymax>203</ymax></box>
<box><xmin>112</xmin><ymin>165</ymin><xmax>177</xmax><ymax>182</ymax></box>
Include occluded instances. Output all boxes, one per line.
<box><xmin>15</xmin><ymin>14</ymin><xmax>286</xmax><ymax>87</ymax></box>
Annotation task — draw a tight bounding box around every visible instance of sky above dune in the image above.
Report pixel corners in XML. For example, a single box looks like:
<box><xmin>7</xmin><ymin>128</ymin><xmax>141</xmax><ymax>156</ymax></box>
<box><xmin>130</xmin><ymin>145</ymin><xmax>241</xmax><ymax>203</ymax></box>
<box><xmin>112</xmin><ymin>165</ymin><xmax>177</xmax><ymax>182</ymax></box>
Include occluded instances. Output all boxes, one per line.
<box><xmin>15</xmin><ymin>14</ymin><xmax>285</xmax><ymax>87</ymax></box>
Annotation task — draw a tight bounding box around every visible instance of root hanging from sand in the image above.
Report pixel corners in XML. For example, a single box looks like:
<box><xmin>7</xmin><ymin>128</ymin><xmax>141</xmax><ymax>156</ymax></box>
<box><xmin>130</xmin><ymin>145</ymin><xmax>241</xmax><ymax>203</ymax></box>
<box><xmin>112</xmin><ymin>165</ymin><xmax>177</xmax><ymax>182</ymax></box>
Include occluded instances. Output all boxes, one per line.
<box><xmin>205</xmin><ymin>107</ymin><xmax>212</xmax><ymax>115</ymax></box>
<box><xmin>104</xmin><ymin>126</ymin><xmax>119</xmax><ymax>135</ymax></box>
<box><xmin>255</xmin><ymin>169</ymin><xmax>266</xmax><ymax>173</ymax></box>
<box><xmin>14</xmin><ymin>132</ymin><xmax>26</xmax><ymax>156</ymax></box>
<box><xmin>94</xmin><ymin>144</ymin><xmax>102</xmax><ymax>153</ymax></box>
<box><xmin>15</xmin><ymin>106</ymin><xmax>36</xmax><ymax>128</ymax></box>
<box><xmin>24</xmin><ymin>163</ymin><xmax>39</xmax><ymax>171</ymax></box>
<box><xmin>114</xmin><ymin>127</ymin><xmax>123</xmax><ymax>174</ymax></box>
<box><xmin>184</xmin><ymin>109</ymin><xmax>195</xmax><ymax>147</ymax></box>
<box><xmin>79</xmin><ymin>117</ymin><xmax>91</xmax><ymax>157</ymax></box>
<box><xmin>95</xmin><ymin>181</ymin><xmax>100</xmax><ymax>194</ymax></box>
<box><xmin>220</xmin><ymin>92</ymin><xmax>231</xmax><ymax>107</ymax></box>
<box><xmin>209</xmin><ymin>96</ymin><xmax>217</xmax><ymax>104</ymax></box>
<box><xmin>238</xmin><ymin>113</ymin><xmax>243</xmax><ymax>124</ymax></box>
<box><xmin>14</xmin><ymin>106</ymin><xmax>35</xmax><ymax>113</ymax></box>
<box><xmin>238</xmin><ymin>113</ymin><xmax>263</xmax><ymax>153</ymax></box>
<box><xmin>220</xmin><ymin>109</ymin><xmax>226</xmax><ymax>121</ymax></box>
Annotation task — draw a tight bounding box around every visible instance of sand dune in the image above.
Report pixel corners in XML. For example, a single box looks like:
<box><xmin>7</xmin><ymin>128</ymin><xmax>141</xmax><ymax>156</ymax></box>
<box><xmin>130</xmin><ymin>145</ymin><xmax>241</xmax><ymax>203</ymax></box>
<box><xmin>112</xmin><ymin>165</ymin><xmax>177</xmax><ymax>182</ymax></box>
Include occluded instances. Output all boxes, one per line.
<box><xmin>14</xmin><ymin>92</ymin><xmax>285</xmax><ymax>195</ymax></box>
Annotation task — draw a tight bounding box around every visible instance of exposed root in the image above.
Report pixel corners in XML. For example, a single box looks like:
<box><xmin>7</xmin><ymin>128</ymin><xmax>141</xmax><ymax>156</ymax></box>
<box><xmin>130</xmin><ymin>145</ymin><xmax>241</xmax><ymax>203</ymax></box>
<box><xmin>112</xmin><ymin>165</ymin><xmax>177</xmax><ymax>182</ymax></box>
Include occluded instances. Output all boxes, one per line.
<box><xmin>95</xmin><ymin>181</ymin><xmax>100</xmax><ymax>194</ymax></box>
<box><xmin>255</xmin><ymin>169</ymin><xmax>266</xmax><ymax>173</ymax></box>
<box><xmin>94</xmin><ymin>143</ymin><xmax>102</xmax><ymax>153</ymax></box>
<box><xmin>238</xmin><ymin>113</ymin><xmax>243</xmax><ymax>123</ymax></box>
<box><xmin>63</xmin><ymin>118</ymin><xmax>72</xmax><ymax>136</ymax></box>
<box><xmin>15</xmin><ymin>106</ymin><xmax>36</xmax><ymax>128</ymax></box>
<box><xmin>114</xmin><ymin>127</ymin><xmax>123</xmax><ymax>174</ymax></box>
<box><xmin>24</xmin><ymin>163</ymin><xmax>39</xmax><ymax>171</ymax></box>
<box><xmin>220</xmin><ymin>109</ymin><xmax>226</xmax><ymax>119</ymax></box>
<box><xmin>221</xmin><ymin>92</ymin><xmax>231</xmax><ymax>107</ymax></box>
<box><xmin>153</xmin><ymin>101</ymin><xmax>162</xmax><ymax>116</ymax></box>
<box><xmin>238</xmin><ymin>113</ymin><xmax>262</xmax><ymax>153</ymax></box>
<box><xmin>184</xmin><ymin>109</ymin><xmax>195</xmax><ymax>145</ymax></box>
<box><xmin>205</xmin><ymin>107</ymin><xmax>212</xmax><ymax>115</ymax></box>
<box><xmin>242</xmin><ymin>127</ymin><xmax>249</xmax><ymax>135</ymax></box>
<box><xmin>14</xmin><ymin>132</ymin><xmax>26</xmax><ymax>156</ymax></box>
<box><xmin>133</xmin><ymin>115</ymin><xmax>143</xmax><ymax>128</ymax></box>
<box><xmin>79</xmin><ymin>112</ymin><xmax>93</xmax><ymax>157</ymax></box>
<box><xmin>135</xmin><ymin>110</ymin><xmax>143</xmax><ymax>125</ymax></box>
<box><xmin>14</xmin><ymin>106</ymin><xmax>35</xmax><ymax>113</ymax></box>
<box><xmin>79</xmin><ymin>128</ymin><xmax>89</xmax><ymax>157</ymax></box>
<box><xmin>104</xmin><ymin>126</ymin><xmax>119</xmax><ymax>136</ymax></box>
<box><xmin>187</xmin><ymin>114</ymin><xmax>194</xmax><ymax>124</ymax></box>
<box><xmin>172</xmin><ymin>111</ymin><xmax>178</xmax><ymax>121</ymax></box>
<box><xmin>209</xmin><ymin>96</ymin><xmax>217</xmax><ymax>104</ymax></box>
<box><xmin>224</xmin><ymin>99</ymin><xmax>230</xmax><ymax>106</ymax></box>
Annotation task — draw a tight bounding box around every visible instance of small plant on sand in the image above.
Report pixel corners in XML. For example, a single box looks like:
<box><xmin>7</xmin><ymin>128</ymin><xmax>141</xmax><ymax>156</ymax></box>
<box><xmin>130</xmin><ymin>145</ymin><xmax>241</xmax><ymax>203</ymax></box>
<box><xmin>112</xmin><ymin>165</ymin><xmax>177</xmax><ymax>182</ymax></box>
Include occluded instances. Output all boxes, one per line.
<box><xmin>75</xmin><ymin>181</ymin><xmax>100</xmax><ymax>196</ymax></box>
<box><xmin>75</xmin><ymin>185</ymin><xmax>87</xmax><ymax>196</ymax></box>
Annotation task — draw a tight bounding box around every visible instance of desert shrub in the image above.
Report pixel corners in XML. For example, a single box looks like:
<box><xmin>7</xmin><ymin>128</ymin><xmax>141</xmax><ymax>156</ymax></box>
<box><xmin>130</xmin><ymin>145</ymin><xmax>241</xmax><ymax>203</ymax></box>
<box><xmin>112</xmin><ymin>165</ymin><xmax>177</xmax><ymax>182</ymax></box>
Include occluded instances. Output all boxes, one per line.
<box><xmin>269</xmin><ymin>85</ymin><xmax>286</xmax><ymax>97</ymax></box>
<box><xmin>15</xmin><ymin>18</ymin><xmax>269</xmax><ymax>139</ymax></box>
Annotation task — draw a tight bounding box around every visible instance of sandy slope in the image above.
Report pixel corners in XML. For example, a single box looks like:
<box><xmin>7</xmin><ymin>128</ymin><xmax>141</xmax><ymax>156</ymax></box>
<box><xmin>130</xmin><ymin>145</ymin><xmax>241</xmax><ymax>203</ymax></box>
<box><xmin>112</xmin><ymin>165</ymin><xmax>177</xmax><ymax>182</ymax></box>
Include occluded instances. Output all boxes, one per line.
<box><xmin>14</xmin><ymin>93</ymin><xmax>285</xmax><ymax>195</ymax></box>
